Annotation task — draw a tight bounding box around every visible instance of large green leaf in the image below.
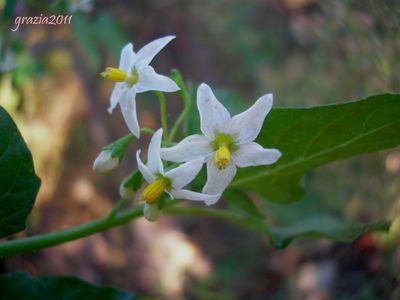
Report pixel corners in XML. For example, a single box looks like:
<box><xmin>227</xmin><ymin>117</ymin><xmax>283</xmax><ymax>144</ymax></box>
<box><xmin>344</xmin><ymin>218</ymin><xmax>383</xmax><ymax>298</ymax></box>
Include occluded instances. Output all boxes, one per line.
<box><xmin>268</xmin><ymin>215</ymin><xmax>389</xmax><ymax>249</ymax></box>
<box><xmin>231</xmin><ymin>93</ymin><xmax>400</xmax><ymax>203</ymax></box>
<box><xmin>0</xmin><ymin>107</ymin><xmax>40</xmax><ymax>238</ymax></box>
<box><xmin>223</xmin><ymin>190</ymin><xmax>390</xmax><ymax>248</ymax></box>
<box><xmin>0</xmin><ymin>272</ymin><xmax>139</xmax><ymax>300</ymax></box>
<box><xmin>259</xmin><ymin>184</ymin><xmax>390</xmax><ymax>248</ymax></box>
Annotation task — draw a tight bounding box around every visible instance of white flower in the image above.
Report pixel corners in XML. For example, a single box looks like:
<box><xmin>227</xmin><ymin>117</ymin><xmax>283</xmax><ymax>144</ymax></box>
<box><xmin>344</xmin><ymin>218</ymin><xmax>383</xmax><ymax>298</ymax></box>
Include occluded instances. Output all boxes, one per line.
<box><xmin>101</xmin><ymin>36</ymin><xmax>180</xmax><ymax>138</ymax></box>
<box><xmin>161</xmin><ymin>83</ymin><xmax>282</xmax><ymax>201</ymax></box>
<box><xmin>93</xmin><ymin>150</ymin><xmax>119</xmax><ymax>174</ymax></box>
<box><xmin>137</xmin><ymin>129</ymin><xmax>219</xmax><ymax>206</ymax></box>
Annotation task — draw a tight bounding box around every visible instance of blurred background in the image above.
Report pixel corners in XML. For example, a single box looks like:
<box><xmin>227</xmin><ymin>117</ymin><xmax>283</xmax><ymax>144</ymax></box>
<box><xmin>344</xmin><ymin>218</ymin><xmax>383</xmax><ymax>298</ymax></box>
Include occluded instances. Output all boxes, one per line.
<box><xmin>1</xmin><ymin>0</ymin><xmax>400</xmax><ymax>299</ymax></box>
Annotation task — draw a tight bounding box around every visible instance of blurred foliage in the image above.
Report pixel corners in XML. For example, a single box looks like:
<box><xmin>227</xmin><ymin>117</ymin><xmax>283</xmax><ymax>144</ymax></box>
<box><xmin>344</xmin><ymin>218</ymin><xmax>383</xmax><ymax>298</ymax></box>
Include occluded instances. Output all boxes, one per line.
<box><xmin>0</xmin><ymin>272</ymin><xmax>141</xmax><ymax>300</ymax></box>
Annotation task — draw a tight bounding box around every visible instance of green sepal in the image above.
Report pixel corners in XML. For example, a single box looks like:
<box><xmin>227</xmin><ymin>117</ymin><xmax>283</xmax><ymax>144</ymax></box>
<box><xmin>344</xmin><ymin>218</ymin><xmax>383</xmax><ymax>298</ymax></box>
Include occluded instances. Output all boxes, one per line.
<box><xmin>120</xmin><ymin>169</ymin><xmax>143</xmax><ymax>199</ymax></box>
<box><xmin>103</xmin><ymin>133</ymin><xmax>134</xmax><ymax>161</ymax></box>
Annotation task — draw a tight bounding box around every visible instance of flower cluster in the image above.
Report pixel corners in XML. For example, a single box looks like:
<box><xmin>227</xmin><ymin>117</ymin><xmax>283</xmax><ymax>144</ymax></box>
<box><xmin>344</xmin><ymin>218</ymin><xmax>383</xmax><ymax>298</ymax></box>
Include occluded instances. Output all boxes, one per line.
<box><xmin>94</xmin><ymin>36</ymin><xmax>281</xmax><ymax>221</ymax></box>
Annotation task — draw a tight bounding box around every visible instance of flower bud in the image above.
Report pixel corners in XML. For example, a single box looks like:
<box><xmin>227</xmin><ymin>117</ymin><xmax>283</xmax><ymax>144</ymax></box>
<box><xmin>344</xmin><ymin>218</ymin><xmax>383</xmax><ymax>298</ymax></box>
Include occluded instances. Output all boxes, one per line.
<box><xmin>93</xmin><ymin>150</ymin><xmax>119</xmax><ymax>174</ymax></box>
<box><xmin>93</xmin><ymin>134</ymin><xmax>135</xmax><ymax>174</ymax></box>
<box><xmin>119</xmin><ymin>170</ymin><xmax>143</xmax><ymax>199</ymax></box>
<box><xmin>143</xmin><ymin>203</ymin><xmax>160</xmax><ymax>222</ymax></box>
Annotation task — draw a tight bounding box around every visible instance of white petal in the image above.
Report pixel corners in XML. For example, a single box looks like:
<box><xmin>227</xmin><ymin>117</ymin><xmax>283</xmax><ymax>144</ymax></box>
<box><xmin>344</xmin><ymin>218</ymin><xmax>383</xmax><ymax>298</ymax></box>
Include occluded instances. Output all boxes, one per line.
<box><xmin>108</xmin><ymin>82</ymin><xmax>124</xmax><ymax>113</ymax></box>
<box><xmin>135</xmin><ymin>66</ymin><xmax>179</xmax><ymax>93</ymax></box>
<box><xmin>165</xmin><ymin>158</ymin><xmax>203</xmax><ymax>189</ymax></box>
<box><xmin>119</xmin><ymin>89</ymin><xmax>140</xmax><ymax>138</ymax></box>
<box><xmin>232</xmin><ymin>142</ymin><xmax>281</xmax><ymax>167</ymax></box>
<box><xmin>136</xmin><ymin>150</ymin><xmax>155</xmax><ymax>183</ymax></box>
<box><xmin>135</xmin><ymin>35</ymin><xmax>175</xmax><ymax>69</ymax></box>
<box><xmin>197</xmin><ymin>83</ymin><xmax>231</xmax><ymax>138</ymax></box>
<box><xmin>202</xmin><ymin>159</ymin><xmax>237</xmax><ymax>196</ymax></box>
<box><xmin>161</xmin><ymin>134</ymin><xmax>212</xmax><ymax>163</ymax></box>
<box><xmin>147</xmin><ymin>128</ymin><xmax>164</xmax><ymax>174</ymax></box>
<box><xmin>228</xmin><ymin>93</ymin><xmax>273</xmax><ymax>144</ymax></box>
<box><xmin>119</xmin><ymin>43</ymin><xmax>135</xmax><ymax>72</ymax></box>
<box><xmin>170</xmin><ymin>189</ymin><xmax>220</xmax><ymax>206</ymax></box>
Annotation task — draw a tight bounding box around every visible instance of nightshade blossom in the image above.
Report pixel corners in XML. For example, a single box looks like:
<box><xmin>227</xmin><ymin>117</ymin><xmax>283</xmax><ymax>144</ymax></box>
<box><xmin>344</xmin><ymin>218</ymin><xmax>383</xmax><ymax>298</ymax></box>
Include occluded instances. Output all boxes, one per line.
<box><xmin>161</xmin><ymin>83</ymin><xmax>281</xmax><ymax>203</ymax></box>
<box><xmin>136</xmin><ymin>129</ymin><xmax>219</xmax><ymax>208</ymax></box>
<box><xmin>101</xmin><ymin>36</ymin><xmax>179</xmax><ymax>137</ymax></box>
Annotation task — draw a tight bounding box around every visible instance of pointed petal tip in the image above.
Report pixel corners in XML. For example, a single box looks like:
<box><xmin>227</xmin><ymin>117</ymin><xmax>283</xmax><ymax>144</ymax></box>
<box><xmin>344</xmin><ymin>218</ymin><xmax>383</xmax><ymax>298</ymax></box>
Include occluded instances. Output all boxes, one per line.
<box><xmin>155</xmin><ymin>128</ymin><xmax>163</xmax><ymax>136</ymax></box>
<box><xmin>204</xmin><ymin>194</ymin><xmax>221</xmax><ymax>206</ymax></box>
<box><xmin>259</xmin><ymin>93</ymin><xmax>274</xmax><ymax>105</ymax></box>
<box><xmin>198</xmin><ymin>82</ymin><xmax>211</xmax><ymax>91</ymax></box>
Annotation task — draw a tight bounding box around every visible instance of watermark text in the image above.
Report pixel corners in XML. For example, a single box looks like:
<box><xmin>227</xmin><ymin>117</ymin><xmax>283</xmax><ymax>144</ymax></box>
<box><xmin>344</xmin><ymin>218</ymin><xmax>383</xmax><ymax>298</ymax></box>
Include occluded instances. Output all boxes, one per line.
<box><xmin>11</xmin><ymin>15</ymin><xmax>72</xmax><ymax>31</ymax></box>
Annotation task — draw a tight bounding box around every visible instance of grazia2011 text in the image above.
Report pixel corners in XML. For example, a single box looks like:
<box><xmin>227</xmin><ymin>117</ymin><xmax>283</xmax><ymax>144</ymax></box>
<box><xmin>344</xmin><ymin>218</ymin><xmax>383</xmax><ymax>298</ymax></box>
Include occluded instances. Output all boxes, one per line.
<box><xmin>11</xmin><ymin>14</ymin><xmax>72</xmax><ymax>31</ymax></box>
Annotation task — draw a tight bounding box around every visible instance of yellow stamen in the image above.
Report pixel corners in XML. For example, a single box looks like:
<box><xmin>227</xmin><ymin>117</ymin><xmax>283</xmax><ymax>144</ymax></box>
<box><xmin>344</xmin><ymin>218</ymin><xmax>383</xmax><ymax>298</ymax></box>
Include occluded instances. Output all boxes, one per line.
<box><xmin>100</xmin><ymin>67</ymin><xmax>127</xmax><ymax>82</ymax></box>
<box><xmin>142</xmin><ymin>179</ymin><xmax>166</xmax><ymax>204</ymax></box>
<box><xmin>214</xmin><ymin>145</ymin><xmax>231</xmax><ymax>170</ymax></box>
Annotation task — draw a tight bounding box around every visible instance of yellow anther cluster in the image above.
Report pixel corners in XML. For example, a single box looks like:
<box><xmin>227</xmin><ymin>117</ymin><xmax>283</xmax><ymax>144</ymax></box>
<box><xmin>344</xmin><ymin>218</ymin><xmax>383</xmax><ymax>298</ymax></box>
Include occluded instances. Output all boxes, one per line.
<box><xmin>214</xmin><ymin>145</ymin><xmax>231</xmax><ymax>170</ymax></box>
<box><xmin>100</xmin><ymin>67</ymin><xmax>127</xmax><ymax>82</ymax></box>
<box><xmin>142</xmin><ymin>179</ymin><xmax>166</xmax><ymax>203</ymax></box>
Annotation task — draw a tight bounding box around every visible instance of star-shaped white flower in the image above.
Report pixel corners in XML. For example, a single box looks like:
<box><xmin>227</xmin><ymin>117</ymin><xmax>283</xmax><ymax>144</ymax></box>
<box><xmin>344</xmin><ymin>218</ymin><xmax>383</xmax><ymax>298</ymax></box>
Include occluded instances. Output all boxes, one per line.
<box><xmin>161</xmin><ymin>83</ymin><xmax>282</xmax><ymax>202</ymax></box>
<box><xmin>102</xmin><ymin>36</ymin><xmax>180</xmax><ymax>138</ymax></box>
<box><xmin>136</xmin><ymin>128</ymin><xmax>219</xmax><ymax>206</ymax></box>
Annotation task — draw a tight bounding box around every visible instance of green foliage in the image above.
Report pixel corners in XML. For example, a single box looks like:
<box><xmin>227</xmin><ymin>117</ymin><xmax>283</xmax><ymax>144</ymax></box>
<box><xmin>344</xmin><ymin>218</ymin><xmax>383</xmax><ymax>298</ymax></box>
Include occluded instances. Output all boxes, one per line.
<box><xmin>72</xmin><ymin>13</ymin><xmax>128</xmax><ymax>71</ymax></box>
<box><xmin>232</xmin><ymin>93</ymin><xmax>400</xmax><ymax>203</ymax></box>
<box><xmin>0</xmin><ymin>272</ymin><xmax>139</xmax><ymax>300</ymax></box>
<box><xmin>0</xmin><ymin>107</ymin><xmax>40</xmax><ymax>238</ymax></box>
<box><xmin>268</xmin><ymin>215</ymin><xmax>389</xmax><ymax>249</ymax></box>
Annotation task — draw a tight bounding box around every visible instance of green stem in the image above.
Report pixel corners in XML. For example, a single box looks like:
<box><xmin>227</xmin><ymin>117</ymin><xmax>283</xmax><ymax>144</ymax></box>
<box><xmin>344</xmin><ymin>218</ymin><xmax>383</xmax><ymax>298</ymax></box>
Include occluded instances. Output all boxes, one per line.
<box><xmin>107</xmin><ymin>198</ymin><xmax>129</xmax><ymax>220</ymax></box>
<box><xmin>154</xmin><ymin>91</ymin><xmax>168</xmax><ymax>140</ymax></box>
<box><xmin>164</xmin><ymin>206</ymin><xmax>267</xmax><ymax>233</ymax></box>
<box><xmin>0</xmin><ymin>205</ymin><xmax>266</xmax><ymax>257</ymax></box>
<box><xmin>140</xmin><ymin>127</ymin><xmax>154</xmax><ymax>135</ymax></box>
<box><xmin>169</xmin><ymin>69</ymin><xmax>192</xmax><ymax>142</ymax></box>
<box><xmin>0</xmin><ymin>206</ymin><xmax>143</xmax><ymax>257</ymax></box>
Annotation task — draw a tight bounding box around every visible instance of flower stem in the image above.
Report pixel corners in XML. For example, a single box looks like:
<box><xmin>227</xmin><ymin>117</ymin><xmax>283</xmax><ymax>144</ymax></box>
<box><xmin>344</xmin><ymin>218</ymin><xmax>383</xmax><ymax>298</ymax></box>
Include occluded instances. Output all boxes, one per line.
<box><xmin>164</xmin><ymin>206</ymin><xmax>268</xmax><ymax>233</ymax></box>
<box><xmin>169</xmin><ymin>69</ymin><xmax>192</xmax><ymax>142</ymax></box>
<box><xmin>107</xmin><ymin>198</ymin><xmax>129</xmax><ymax>220</ymax></box>
<box><xmin>154</xmin><ymin>91</ymin><xmax>168</xmax><ymax>140</ymax></box>
<box><xmin>0</xmin><ymin>206</ymin><xmax>143</xmax><ymax>257</ymax></box>
<box><xmin>0</xmin><ymin>205</ymin><xmax>266</xmax><ymax>257</ymax></box>
<box><xmin>140</xmin><ymin>127</ymin><xmax>155</xmax><ymax>135</ymax></box>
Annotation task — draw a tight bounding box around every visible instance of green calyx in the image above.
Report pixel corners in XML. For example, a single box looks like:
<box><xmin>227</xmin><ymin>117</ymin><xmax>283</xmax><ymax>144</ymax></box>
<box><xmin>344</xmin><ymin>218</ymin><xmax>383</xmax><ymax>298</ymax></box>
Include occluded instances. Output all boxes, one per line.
<box><xmin>211</xmin><ymin>133</ymin><xmax>238</xmax><ymax>152</ymax></box>
<box><xmin>103</xmin><ymin>133</ymin><xmax>135</xmax><ymax>161</ymax></box>
<box><xmin>155</xmin><ymin>173</ymin><xmax>172</xmax><ymax>190</ymax></box>
<box><xmin>126</xmin><ymin>68</ymin><xmax>139</xmax><ymax>86</ymax></box>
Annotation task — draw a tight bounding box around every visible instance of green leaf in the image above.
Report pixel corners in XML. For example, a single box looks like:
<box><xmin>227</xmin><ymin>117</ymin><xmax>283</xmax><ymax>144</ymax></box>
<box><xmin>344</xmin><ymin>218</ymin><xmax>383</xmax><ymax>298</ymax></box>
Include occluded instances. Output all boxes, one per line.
<box><xmin>0</xmin><ymin>272</ymin><xmax>140</xmax><ymax>300</ymax></box>
<box><xmin>268</xmin><ymin>215</ymin><xmax>389</xmax><ymax>249</ymax></box>
<box><xmin>0</xmin><ymin>107</ymin><xmax>40</xmax><ymax>238</ymax></box>
<box><xmin>223</xmin><ymin>189</ymin><xmax>264</xmax><ymax>219</ymax></box>
<box><xmin>231</xmin><ymin>93</ymin><xmax>400</xmax><ymax>203</ymax></box>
